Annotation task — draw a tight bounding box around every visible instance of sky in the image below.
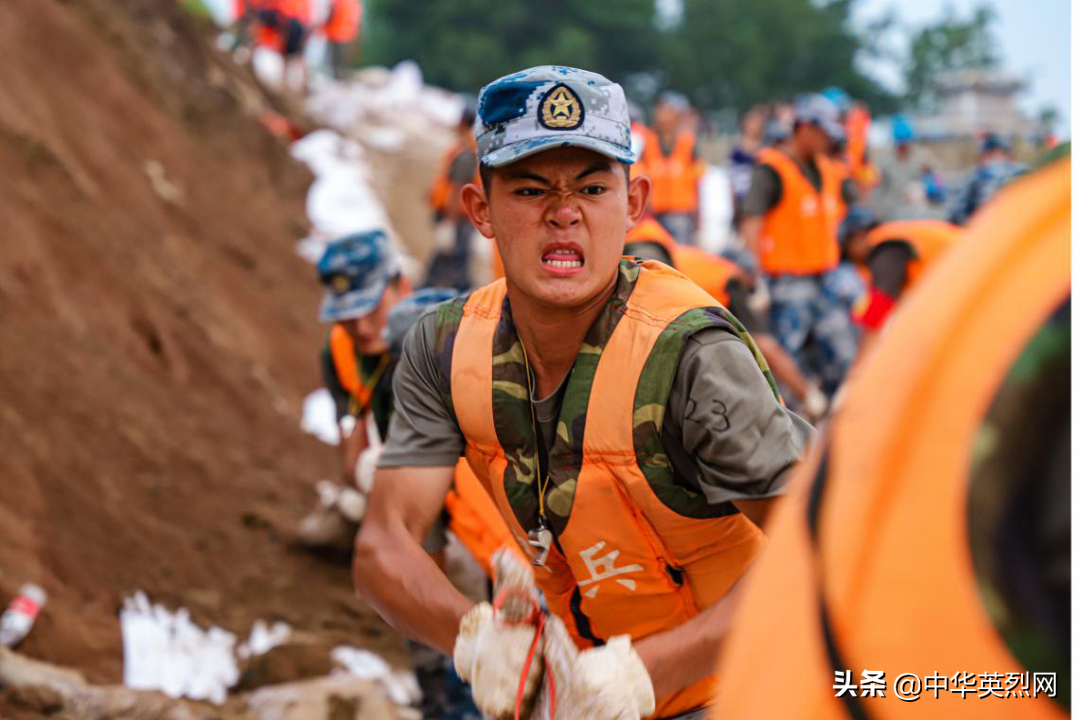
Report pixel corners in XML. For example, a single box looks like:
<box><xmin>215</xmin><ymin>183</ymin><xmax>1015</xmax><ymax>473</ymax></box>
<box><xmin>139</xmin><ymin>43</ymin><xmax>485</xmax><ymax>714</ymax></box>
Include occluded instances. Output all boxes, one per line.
<box><xmin>852</xmin><ymin>0</ymin><xmax>1071</xmax><ymax>133</ymax></box>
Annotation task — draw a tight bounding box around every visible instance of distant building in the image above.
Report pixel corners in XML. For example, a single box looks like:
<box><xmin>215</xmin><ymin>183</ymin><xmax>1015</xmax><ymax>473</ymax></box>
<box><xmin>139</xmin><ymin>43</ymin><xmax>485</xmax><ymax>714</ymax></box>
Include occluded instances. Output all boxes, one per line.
<box><xmin>913</xmin><ymin>70</ymin><xmax>1035</xmax><ymax>140</ymax></box>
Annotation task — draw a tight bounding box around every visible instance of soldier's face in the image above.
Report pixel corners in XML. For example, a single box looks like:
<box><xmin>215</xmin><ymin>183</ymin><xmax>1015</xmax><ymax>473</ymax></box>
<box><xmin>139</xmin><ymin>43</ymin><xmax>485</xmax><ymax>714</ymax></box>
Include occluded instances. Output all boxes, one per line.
<box><xmin>341</xmin><ymin>281</ymin><xmax>404</xmax><ymax>355</ymax></box>
<box><xmin>465</xmin><ymin>147</ymin><xmax>649</xmax><ymax>310</ymax></box>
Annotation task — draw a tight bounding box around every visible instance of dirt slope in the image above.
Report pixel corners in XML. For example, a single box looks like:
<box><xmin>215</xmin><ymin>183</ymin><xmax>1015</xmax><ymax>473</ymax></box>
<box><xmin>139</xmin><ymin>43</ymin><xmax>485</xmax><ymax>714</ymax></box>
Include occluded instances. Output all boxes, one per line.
<box><xmin>0</xmin><ymin>0</ymin><xmax>401</xmax><ymax>683</ymax></box>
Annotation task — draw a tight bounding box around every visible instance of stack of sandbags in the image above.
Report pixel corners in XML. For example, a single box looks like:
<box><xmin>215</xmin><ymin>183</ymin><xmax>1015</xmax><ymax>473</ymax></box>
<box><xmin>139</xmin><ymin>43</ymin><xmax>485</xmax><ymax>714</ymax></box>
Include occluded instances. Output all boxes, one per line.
<box><xmin>305</xmin><ymin>62</ymin><xmax>465</xmax><ymax>269</ymax></box>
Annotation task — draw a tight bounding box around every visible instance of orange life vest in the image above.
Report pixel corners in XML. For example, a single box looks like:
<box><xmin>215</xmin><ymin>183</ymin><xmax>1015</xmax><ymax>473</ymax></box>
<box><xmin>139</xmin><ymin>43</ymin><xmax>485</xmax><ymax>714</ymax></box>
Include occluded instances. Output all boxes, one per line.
<box><xmin>641</xmin><ymin>129</ymin><xmax>702</xmax><ymax>214</ymax></box>
<box><xmin>626</xmin><ymin>216</ymin><xmax>739</xmax><ymax>306</ymax></box>
<box><xmin>323</xmin><ymin>0</ymin><xmax>361</xmax><ymax>42</ymax></box>
<box><xmin>428</xmin><ymin>138</ymin><xmax>480</xmax><ymax>214</ymax></box>
<box><xmin>756</xmin><ymin>147</ymin><xmax>843</xmax><ymax>276</ymax></box>
<box><xmin>445</xmin><ymin>261</ymin><xmax>768</xmax><ymax>718</ymax></box>
<box><xmin>710</xmin><ymin>159</ymin><xmax>1071</xmax><ymax>720</ymax></box>
<box><xmin>866</xmin><ymin>219</ymin><xmax>961</xmax><ymax>292</ymax></box>
<box><xmin>328</xmin><ymin>324</ymin><xmax>385</xmax><ymax>414</ymax></box>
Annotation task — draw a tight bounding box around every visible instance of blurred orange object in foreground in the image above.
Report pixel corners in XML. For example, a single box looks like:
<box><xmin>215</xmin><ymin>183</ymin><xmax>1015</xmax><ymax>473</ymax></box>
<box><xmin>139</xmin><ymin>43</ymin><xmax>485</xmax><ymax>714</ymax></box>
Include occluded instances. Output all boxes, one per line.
<box><xmin>711</xmin><ymin>159</ymin><xmax>1070</xmax><ymax>720</ymax></box>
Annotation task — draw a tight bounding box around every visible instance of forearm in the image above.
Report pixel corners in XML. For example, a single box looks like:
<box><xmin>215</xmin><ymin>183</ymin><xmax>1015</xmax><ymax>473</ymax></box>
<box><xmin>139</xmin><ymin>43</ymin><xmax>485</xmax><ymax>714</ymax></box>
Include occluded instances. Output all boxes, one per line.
<box><xmin>739</xmin><ymin>216</ymin><xmax>763</xmax><ymax>255</ymax></box>
<box><xmin>353</xmin><ymin>506</ymin><xmax>472</xmax><ymax>654</ymax></box>
<box><xmin>633</xmin><ymin>579</ymin><xmax>747</xmax><ymax>701</ymax></box>
<box><xmin>753</xmin><ymin>333</ymin><xmax>808</xmax><ymax>401</ymax></box>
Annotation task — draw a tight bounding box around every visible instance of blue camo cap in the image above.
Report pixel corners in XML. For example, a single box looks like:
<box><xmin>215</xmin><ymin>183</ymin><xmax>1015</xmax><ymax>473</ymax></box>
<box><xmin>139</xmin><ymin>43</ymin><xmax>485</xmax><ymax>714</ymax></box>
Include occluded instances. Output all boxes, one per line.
<box><xmin>317</xmin><ymin>230</ymin><xmax>400</xmax><ymax>323</ymax></box>
<box><xmin>474</xmin><ymin>65</ymin><xmax>635</xmax><ymax>168</ymax></box>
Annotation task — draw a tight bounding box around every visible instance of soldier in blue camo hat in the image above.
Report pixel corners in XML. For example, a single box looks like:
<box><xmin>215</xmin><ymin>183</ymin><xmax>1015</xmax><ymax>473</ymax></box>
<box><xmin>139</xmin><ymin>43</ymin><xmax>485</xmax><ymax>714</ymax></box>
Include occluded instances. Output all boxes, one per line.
<box><xmin>301</xmin><ymin>229</ymin><xmax>408</xmax><ymax>551</ymax></box>
<box><xmin>354</xmin><ymin>66</ymin><xmax>813</xmax><ymax>720</ymax></box>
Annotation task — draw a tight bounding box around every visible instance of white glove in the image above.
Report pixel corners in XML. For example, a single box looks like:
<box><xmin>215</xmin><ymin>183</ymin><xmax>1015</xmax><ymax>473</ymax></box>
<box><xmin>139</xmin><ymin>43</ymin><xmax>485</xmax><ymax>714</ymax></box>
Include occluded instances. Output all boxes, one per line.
<box><xmin>354</xmin><ymin>444</ymin><xmax>382</xmax><ymax>496</ymax></box>
<box><xmin>313</xmin><ymin>480</ymin><xmax>368</xmax><ymax>523</ymax></box>
<box><xmin>533</xmin><ymin>614</ymin><xmax>655</xmax><ymax>720</ymax></box>
<box><xmin>803</xmin><ymin>385</ymin><xmax>829</xmax><ymax>422</ymax></box>
<box><xmin>454</xmin><ymin>550</ymin><xmax>544</xmax><ymax>720</ymax></box>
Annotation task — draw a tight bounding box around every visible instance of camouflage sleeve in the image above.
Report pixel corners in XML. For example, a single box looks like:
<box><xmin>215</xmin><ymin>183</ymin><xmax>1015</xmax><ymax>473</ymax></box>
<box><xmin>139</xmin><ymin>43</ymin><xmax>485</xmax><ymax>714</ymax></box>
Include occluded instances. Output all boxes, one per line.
<box><xmin>377</xmin><ymin>310</ymin><xmax>465</xmax><ymax>468</ymax></box>
<box><xmin>663</xmin><ymin>328</ymin><xmax>815</xmax><ymax>504</ymax></box>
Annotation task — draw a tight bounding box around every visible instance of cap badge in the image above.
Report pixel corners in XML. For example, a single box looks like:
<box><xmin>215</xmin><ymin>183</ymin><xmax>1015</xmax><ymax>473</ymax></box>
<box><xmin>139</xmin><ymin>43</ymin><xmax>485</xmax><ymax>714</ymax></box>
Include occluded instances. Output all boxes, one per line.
<box><xmin>539</xmin><ymin>84</ymin><xmax>584</xmax><ymax>130</ymax></box>
<box><xmin>331</xmin><ymin>274</ymin><xmax>352</xmax><ymax>294</ymax></box>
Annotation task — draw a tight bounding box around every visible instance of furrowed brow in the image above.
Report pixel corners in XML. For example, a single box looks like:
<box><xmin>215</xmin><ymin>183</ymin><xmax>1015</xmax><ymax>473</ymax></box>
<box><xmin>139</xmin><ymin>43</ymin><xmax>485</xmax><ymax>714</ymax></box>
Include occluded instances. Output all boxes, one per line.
<box><xmin>576</xmin><ymin>163</ymin><xmax>614</xmax><ymax>180</ymax></box>
<box><xmin>507</xmin><ymin>170</ymin><xmax>552</xmax><ymax>185</ymax></box>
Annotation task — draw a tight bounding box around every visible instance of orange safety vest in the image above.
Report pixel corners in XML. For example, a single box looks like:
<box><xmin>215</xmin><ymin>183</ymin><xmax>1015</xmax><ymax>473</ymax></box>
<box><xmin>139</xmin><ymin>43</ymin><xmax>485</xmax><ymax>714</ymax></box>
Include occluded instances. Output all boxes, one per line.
<box><xmin>641</xmin><ymin>129</ymin><xmax>702</xmax><ymax>214</ymax></box>
<box><xmin>828</xmin><ymin>155</ymin><xmax>851</xmax><ymax>220</ymax></box>
<box><xmin>323</xmin><ymin>0</ymin><xmax>361</xmax><ymax>42</ymax></box>
<box><xmin>844</xmin><ymin>105</ymin><xmax>878</xmax><ymax>190</ymax></box>
<box><xmin>866</xmin><ymin>219</ymin><xmax>961</xmax><ymax>292</ymax></box>
<box><xmin>446</xmin><ymin>261</ymin><xmax>767</xmax><ymax>718</ymax></box>
<box><xmin>328</xmin><ymin>324</ymin><xmax>385</xmax><ymax>413</ymax></box>
<box><xmin>428</xmin><ymin>138</ymin><xmax>480</xmax><ymax>214</ymax></box>
<box><xmin>711</xmin><ymin>160</ymin><xmax>1070</xmax><ymax>719</ymax></box>
<box><xmin>626</xmin><ymin>216</ymin><xmax>739</xmax><ymax>307</ymax></box>
<box><xmin>756</xmin><ymin>147</ymin><xmax>843</xmax><ymax>276</ymax></box>
<box><xmin>241</xmin><ymin>0</ymin><xmax>311</xmax><ymax>50</ymax></box>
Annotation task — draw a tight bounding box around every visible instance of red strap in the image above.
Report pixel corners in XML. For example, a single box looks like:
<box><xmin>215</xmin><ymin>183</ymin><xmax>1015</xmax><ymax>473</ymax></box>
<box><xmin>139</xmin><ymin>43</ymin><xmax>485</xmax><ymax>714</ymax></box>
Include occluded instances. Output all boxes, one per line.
<box><xmin>492</xmin><ymin>589</ymin><xmax>556</xmax><ymax>720</ymax></box>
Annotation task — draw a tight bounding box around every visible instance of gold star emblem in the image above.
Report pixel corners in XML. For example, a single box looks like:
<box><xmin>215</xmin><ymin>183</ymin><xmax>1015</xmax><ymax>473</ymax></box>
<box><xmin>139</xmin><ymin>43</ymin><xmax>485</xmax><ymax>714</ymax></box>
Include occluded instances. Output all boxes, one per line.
<box><xmin>540</xmin><ymin>84</ymin><xmax>583</xmax><ymax>129</ymax></box>
<box><xmin>549</xmin><ymin>89</ymin><xmax>575</xmax><ymax>118</ymax></box>
<box><xmin>331</xmin><ymin>274</ymin><xmax>352</xmax><ymax>294</ymax></box>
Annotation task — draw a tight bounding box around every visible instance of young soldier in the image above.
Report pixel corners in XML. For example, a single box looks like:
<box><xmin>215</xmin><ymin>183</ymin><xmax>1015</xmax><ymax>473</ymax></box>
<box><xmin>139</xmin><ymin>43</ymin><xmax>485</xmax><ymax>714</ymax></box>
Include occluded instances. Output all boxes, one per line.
<box><xmin>354</xmin><ymin>66</ymin><xmax>812</xmax><ymax>719</ymax></box>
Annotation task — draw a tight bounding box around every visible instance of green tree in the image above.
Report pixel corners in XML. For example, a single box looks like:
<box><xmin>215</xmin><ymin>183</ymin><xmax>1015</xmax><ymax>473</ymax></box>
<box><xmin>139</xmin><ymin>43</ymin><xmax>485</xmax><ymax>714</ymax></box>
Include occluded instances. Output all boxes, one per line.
<box><xmin>362</xmin><ymin>0</ymin><xmax>659</xmax><ymax>95</ymax></box>
<box><xmin>666</xmin><ymin>0</ymin><xmax>895</xmax><ymax>113</ymax></box>
<box><xmin>904</xmin><ymin>5</ymin><xmax>1000</xmax><ymax>109</ymax></box>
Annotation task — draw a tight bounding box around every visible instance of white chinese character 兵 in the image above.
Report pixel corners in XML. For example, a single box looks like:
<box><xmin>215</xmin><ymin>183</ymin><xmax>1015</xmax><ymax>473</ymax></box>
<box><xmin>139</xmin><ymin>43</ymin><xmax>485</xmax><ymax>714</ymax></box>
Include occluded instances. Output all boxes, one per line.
<box><xmin>977</xmin><ymin>672</ymin><xmax>1006</xmax><ymax>699</ymax></box>
<box><xmin>577</xmin><ymin>541</ymin><xmax>645</xmax><ymax>599</ymax></box>
<box><xmin>833</xmin><ymin>670</ymin><xmax>858</xmax><ymax>697</ymax></box>
<box><xmin>860</xmin><ymin>670</ymin><xmax>886</xmax><ymax>698</ymax></box>
<box><xmin>1033</xmin><ymin>673</ymin><xmax>1056</xmax><ymax>698</ymax></box>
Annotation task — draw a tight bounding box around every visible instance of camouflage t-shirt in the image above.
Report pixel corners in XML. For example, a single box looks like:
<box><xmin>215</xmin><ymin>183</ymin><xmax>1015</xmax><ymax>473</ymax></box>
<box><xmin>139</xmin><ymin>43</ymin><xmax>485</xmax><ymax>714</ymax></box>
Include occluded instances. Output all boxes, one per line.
<box><xmin>378</xmin><ymin>310</ymin><xmax>814</xmax><ymax>505</ymax></box>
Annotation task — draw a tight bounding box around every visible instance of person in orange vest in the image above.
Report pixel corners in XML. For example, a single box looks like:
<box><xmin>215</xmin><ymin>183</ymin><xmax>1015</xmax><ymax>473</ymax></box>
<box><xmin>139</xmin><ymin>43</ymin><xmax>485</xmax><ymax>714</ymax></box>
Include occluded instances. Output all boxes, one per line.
<box><xmin>728</xmin><ymin>106</ymin><xmax>767</xmax><ymax>225</ymax></box>
<box><xmin>639</xmin><ymin>91</ymin><xmax>706</xmax><ymax>245</ymax></box>
<box><xmin>353</xmin><ymin>65</ymin><xmax>813</xmax><ymax>719</ymax></box>
<box><xmin>299</xmin><ymin>230</ymin><xmax>409</xmax><ymax>549</ymax></box>
<box><xmin>844</xmin><ymin>102</ymin><xmax>879</xmax><ymax>195</ymax></box>
<box><xmin>710</xmin><ymin>158</ymin><xmax>1069</xmax><ymax>720</ymax></box>
<box><xmin>425</xmin><ymin>103</ymin><xmax>481</xmax><ymax>290</ymax></box>
<box><xmin>233</xmin><ymin>0</ymin><xmax>312</xmax><ymax>93</ymax></box>
<box><xmin>311</xmin><ymin>238</ymin><xmax>487</xmax><ymax>716</ymax></box>
<box><xmin>320</xmin><ymin>0</ymin><xmax>362</xmax><ymax>79</ymax></box>
<box><xmin>628</xmin><ymin>101</ymin><xmax>649</xmax><ymax>180</ymax></box>
<box><xmin>838</xmin><ymin>206</ymin><xmax>961</xmax><ymax>342</ymax></box>
<box><xmin>625</xmin><ymin>216</ymin><xmax>828</xmax><ymax>420</ymax></box>
<box><xmin>740</xmin><ymin>93</ymin><xmax>860</xmax><ymax>397</ymax></box>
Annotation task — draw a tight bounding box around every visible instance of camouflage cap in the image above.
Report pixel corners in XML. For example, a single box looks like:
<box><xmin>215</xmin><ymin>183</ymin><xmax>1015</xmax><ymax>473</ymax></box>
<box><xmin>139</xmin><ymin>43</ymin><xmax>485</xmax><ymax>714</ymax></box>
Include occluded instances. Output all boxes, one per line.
<box><xmin>316</xmin><ymin>230</ymin><xmax>400</xmax><ymax>323</ymax></box>
<box><xmin>474</xmin><ymin>65</ymin><xmax>635</xmax><ymax>168</ymax></box>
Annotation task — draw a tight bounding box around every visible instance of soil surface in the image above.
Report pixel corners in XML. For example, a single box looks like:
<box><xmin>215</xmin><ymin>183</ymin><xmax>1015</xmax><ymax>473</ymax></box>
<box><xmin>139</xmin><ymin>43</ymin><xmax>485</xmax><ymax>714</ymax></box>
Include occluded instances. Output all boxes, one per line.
<box><xmin>0</xmin><ymin>0</ymin><xmax>407</xmax><ymax>694</ymax></box>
